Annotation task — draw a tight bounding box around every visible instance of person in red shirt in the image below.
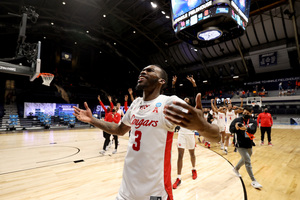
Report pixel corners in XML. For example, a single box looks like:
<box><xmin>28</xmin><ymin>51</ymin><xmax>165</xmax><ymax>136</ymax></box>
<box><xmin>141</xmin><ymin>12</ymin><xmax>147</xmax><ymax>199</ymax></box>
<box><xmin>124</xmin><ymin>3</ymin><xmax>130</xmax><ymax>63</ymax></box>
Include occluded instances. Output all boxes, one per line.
<box><xmin>98</xmin><ymin>95</ymin><xmax>114</xmax><ymax>119</ymax></box>
<box><xmin>100</xmin><ymin>108</ymin><xmax>121</xmax><ymax>154</ymax></box>
<box><xmin>257</xmin><ymin>108</ymin><xmax>273</xmax><ymax>146</ymax></box>
<box><xmin>98</xmin><ymin>94</ymin><xmax>115</xmax><ymax>154</ymax></box>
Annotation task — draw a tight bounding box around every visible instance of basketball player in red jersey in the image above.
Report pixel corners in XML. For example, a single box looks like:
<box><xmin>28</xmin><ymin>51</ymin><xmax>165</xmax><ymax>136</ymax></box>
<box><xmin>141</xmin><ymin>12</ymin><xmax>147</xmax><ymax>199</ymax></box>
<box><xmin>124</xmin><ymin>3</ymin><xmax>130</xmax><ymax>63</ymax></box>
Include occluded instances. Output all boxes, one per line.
<box><xmin>73</xmin><ymin>65</ymin><xmax>220</xmax><ymax>200</ymax></box>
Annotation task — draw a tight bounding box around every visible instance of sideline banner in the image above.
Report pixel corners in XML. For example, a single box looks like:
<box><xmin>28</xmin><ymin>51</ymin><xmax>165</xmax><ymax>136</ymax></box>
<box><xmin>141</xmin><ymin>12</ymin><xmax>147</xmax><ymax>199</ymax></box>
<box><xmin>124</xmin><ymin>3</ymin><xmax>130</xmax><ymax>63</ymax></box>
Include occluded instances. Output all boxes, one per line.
<box><xmin>24</xmin><ymin>102</ymin><xmax>78</xmax><ymax>118</ymax></box>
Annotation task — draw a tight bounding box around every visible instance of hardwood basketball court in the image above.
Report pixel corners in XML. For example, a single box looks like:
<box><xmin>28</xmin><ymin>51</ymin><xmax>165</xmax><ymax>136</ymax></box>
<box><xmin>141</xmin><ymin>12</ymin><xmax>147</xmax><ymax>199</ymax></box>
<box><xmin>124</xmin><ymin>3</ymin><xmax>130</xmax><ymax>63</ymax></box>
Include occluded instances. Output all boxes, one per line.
<box><xmin>0</xmin><ymin>125</ymin><xmax>299</xmax><ymax>200</ymax></box>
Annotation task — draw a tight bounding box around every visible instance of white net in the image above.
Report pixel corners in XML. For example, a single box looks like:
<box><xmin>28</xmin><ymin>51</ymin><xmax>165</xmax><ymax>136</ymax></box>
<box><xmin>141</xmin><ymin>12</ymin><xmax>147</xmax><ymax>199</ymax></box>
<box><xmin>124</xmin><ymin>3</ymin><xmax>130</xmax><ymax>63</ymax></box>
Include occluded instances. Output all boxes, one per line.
<box><xmin>246</xmin><ymin>97</ymin><xmax>262</xmax><ymax>107</ymax></box>
<box><xmin>40</xmin><ymin>73</ymin><xmax>54</xmax><ymax>86</ymax></box>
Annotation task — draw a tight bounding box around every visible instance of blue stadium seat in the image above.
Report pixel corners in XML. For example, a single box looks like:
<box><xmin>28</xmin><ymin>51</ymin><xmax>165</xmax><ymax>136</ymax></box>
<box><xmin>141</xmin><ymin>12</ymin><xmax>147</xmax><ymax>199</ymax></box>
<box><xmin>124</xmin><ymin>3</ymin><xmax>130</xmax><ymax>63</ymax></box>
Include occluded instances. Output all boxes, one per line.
<box><xmin>68</xmin><ymin>115</ymin><xmax>76</xmax><ymax>128</ymax></box>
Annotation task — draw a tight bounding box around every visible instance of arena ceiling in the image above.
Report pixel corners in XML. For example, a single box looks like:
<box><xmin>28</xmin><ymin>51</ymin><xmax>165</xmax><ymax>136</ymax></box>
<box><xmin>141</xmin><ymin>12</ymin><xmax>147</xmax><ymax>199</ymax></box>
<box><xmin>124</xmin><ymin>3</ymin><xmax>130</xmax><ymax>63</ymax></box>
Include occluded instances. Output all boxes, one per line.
<box><xmin>0</xmin><ymin>0</ymin><xmax>300</xmax><ymax>87</ymax></box>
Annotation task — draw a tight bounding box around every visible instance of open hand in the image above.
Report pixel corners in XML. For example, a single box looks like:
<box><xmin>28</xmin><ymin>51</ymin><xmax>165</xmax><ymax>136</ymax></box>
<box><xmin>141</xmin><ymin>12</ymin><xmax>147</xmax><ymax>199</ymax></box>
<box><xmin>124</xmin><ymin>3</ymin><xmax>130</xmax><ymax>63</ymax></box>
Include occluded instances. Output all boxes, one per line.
<box><xmin>163</xmin><ymin>93</ymin><xmax>206</xmax><ymax>131</ymax></box>
<box><xmin>73</xmin><ymin>102</ymin><xmax>93</xmax><ymax>123</ymax></box>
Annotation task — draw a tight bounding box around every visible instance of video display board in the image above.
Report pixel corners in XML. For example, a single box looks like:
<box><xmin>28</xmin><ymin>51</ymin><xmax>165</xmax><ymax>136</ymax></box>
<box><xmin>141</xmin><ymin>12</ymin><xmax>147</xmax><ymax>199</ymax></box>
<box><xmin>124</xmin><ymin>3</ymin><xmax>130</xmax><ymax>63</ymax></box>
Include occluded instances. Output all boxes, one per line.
<box><xmin>232</xmin><ymin>0</ymin><xmax>250</xmax><ymax>18</ymax></box>
<box><xmin>231</xmin><ymin>0</ymin><xmax>251</xmax><ymax>22</ymax></box>
<box><xmin>24</xmin><ymin>103</ymin><xmax>79</xmax><ymax>118</ymax></box>
<box><xmin>171</xmin><ymin>0</ymin><xmax>210</xmax><ymax>21</ymax></box>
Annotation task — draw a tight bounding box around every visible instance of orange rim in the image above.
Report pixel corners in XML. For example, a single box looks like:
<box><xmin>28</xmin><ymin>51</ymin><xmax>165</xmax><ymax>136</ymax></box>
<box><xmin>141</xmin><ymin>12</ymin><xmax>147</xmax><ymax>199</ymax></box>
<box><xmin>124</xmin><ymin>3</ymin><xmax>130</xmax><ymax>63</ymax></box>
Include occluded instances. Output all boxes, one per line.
<box><xmin>37</xmin><ymin>73</ymin><xmax>54</xmax><ymax>78</ymax></box>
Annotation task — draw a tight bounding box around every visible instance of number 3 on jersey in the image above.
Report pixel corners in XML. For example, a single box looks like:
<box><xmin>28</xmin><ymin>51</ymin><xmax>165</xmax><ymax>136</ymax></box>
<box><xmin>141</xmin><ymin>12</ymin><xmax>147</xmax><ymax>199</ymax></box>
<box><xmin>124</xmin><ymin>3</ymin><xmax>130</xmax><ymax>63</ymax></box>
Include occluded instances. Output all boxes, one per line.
<box><xmin>132</xmin><ymin>130</ymin><xmax>142</xmax><ymax>151</ymax></box>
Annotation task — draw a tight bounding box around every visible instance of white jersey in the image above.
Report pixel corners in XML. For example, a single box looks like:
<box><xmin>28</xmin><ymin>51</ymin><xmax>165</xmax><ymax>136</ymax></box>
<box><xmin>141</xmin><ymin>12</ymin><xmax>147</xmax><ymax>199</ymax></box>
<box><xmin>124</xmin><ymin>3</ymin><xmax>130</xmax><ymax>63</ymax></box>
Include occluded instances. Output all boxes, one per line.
<box><xmin>226</xmin><ymin>110</ymin><xmax>236</xmax><ymax>126</ymax></box>
<box><xmin>225</xmin><ymin>110</ymin><xmax>236</xmax><ymax>133</ymax></box>
<box><xmin>117</xmin><ymin>108</ymin><xmax>124</xmax><ymax>117</ymax></box>
<box><xmin>212</xmin><ymin>111</ymin><xmax>218</xmax><ymax>125</ymax></box>
<box><xmin>204</xmin><ymin>113</ymin><xmax>208</xmax><ymax>122</ymax></box>
<box><xmin>117</xmin><ymin>109</ymin><xmax>124</xmax><ymax>124</ymax></box>
<box><xmin>118</xmin><ymin>95</ymin><xmax>185</xmax><ymax>200</ymax></box>
<box><xmin>217</xmin><ymin>112</ymin><xmax>226</xmax><ymax>126</ymax></box>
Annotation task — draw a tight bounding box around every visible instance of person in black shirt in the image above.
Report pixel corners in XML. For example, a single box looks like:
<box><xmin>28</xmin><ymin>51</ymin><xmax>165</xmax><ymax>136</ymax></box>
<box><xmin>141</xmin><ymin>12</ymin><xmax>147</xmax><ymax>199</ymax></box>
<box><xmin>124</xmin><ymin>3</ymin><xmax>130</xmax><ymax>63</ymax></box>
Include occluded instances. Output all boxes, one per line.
<box><xmin>230</xmin><ymin>106</ymin><xmax>263</xmax><ymax>189</ymax></box>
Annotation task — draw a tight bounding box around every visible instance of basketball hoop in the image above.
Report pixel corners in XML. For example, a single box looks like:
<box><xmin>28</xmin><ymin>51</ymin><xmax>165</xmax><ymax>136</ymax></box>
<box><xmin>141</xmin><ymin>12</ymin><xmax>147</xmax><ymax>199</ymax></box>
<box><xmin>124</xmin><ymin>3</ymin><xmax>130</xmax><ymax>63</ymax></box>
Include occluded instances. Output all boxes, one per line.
<box><xmin>37</xmin><ymin>73</ymin><xmax>54</xmax><ymax>86</ymax></box>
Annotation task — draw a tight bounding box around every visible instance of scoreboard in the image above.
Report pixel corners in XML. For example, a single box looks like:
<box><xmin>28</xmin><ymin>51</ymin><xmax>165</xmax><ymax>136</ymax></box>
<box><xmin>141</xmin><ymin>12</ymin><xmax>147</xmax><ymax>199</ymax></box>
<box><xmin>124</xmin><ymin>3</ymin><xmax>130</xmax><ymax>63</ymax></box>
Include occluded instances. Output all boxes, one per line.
<box><xmin>171</xmin><ymin>0</ymin><xmax>251</xmax><ymax>47</ymax></box>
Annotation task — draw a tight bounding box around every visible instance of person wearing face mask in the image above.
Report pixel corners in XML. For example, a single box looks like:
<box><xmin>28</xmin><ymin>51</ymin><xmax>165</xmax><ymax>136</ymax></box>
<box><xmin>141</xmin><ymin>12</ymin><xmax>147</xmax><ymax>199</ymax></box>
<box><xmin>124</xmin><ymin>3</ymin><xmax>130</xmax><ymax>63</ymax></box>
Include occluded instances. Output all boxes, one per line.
<box><xmin>257</xmin><ymin>108</ymin><xmax>273</xmax><ymax>146</ymax></box>
<box><xmin>230</xmin><ymin>106</ymin><xmax>263</xmax><ymax>189</ymax></box>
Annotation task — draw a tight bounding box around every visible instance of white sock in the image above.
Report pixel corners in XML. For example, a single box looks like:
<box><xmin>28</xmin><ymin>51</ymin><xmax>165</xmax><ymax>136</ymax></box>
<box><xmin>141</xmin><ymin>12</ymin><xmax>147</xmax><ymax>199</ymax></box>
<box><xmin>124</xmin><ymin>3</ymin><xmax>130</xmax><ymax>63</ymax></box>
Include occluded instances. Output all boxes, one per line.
<box><xmin>177</xmin><ymin>175</ymin><xmax>181</xmax><ymax>179</ymax></box>
<box><xmin>225</xmin><ymin>147</ymin><xmax>228</xmax><ymax>150</ymax></box>
<box><xmin>192</xmin><ymin>167</ymin><xmax>196</xmax><ymax>170</ymax></box>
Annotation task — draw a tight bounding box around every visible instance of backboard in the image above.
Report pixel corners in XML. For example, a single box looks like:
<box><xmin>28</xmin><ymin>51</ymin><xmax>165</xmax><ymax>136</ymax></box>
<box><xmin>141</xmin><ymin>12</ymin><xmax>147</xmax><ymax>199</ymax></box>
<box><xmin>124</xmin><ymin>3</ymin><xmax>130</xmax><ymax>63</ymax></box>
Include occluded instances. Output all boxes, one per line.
<box><xmin>0</xmin><ymin>41</ymin><xmax>41</xmax><ymax>81</ymax></box>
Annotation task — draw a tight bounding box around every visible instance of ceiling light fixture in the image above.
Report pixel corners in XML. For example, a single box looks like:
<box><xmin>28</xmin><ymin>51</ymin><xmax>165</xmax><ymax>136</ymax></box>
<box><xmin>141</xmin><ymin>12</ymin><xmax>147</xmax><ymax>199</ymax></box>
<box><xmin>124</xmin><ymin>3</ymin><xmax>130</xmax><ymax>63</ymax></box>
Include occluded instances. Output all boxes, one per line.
<box><xmin>74</xmin><ymin>42</ymin><xmax>77</xmax><ymax>45</ymax></box>
<box><xmin>62</xmin><ymin>2</ymin><xmax>66</xmax><ymax>5</ymax></box>
<box><xmin>151</xmin><ymin>2</ymin><xmax>157</xmax><ymax>8</ymax></box>
<box><xmin>233</xmin><ymin>76</ymin><xmax>239</xmax><ymax>79</ymax></box>
<box><xmin>161</xmin><ymin>11</ymin><xmax>165</xmax><ymax>15</ymax></box>
<box><xmin>86</xmin><ymin>30</ymin><xmax>89</xmax><ymax>33</ymax></box>
<box><xmin>103</xmin><ymin>14</ymin><xmax>106</xmax><ymax>17</ymax></box>
<box><xmin>133</xmin><ymin>30</ymin><xmax>136</xmax><ymax>33</ymax></box>
<box><xmin>203</xmin><ymin>80</ymin><xmax>208</xmax><ymax>83</ymax></box>
<box><xmin>51</xmin><ymin>22</ymin><xmax>54</xmax><ymax>25</ymax></box>
<box><xmin>165</xmin><ymin>16</ymin><xmax>170</xmax><ymax>19</ymax></box>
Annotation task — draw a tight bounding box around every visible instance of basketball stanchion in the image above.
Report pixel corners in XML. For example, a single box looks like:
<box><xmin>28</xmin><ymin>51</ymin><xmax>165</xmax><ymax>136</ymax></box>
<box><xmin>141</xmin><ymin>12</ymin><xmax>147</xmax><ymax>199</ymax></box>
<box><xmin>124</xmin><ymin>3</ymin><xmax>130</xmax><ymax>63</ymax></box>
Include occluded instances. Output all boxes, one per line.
<box><xmin>37</xmin><ymin>73</ymin><xmax>54</xmax><ymax>86</ymax></box>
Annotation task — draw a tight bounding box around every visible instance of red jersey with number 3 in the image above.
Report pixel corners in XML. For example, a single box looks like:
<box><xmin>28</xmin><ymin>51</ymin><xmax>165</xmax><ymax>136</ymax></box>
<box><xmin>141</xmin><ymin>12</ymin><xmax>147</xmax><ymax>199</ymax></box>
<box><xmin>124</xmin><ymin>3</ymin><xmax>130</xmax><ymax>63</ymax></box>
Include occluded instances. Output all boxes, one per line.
<box><xmin>118</xmin><ymin>95</ymin><xmax>185</xmax><ymax>200</ymax></box>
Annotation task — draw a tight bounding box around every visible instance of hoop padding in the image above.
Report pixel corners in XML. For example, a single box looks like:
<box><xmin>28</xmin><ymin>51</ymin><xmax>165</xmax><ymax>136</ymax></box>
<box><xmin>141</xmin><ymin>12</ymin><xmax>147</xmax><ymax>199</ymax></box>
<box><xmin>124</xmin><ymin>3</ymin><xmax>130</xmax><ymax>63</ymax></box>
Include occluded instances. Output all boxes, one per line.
<box><xmin>40</xmin><ymin>73</ymin><xmax>54</xmax><ymax>86</ymax></box>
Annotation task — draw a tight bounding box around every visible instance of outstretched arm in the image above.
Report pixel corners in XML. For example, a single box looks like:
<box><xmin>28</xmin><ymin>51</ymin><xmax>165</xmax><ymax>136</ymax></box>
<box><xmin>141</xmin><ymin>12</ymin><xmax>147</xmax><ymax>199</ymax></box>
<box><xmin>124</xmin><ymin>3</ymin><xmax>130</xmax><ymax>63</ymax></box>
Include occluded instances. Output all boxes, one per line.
<box><xmin>187</xmin><ymin>75</ymin><xmax>198</xmax><ymax>97</ymax></box>
<box><xmin>211</xmin><ymin>99</ymin><xmax>218</xmax><ymax>113</ymax></box>
<box><xmin>124</xmin><ymin>95</ymin><xmax>128</xmax><ymax>111</ymax></box>
<box><xmin>98</xmin><ymin>95</ymin><xmax>107</xmax><ymax>113</ymax></box>
<box><xmin>73</xmin><ymin>102</ymin><xmax>130</xmax><ymax>136</ymax></box>
<box><xmin>107</xmin><ymin>95</ymin><xmax>114</xmax><ymax>110</ymax></box>
<box><xmin>186</xmin><ymin>75</ymin><xmax>197</xmax><ymax>87</ymax></box>
<box><xmin>171</xmin><ymin>75</ymin><xmax>177</xmax><ymax>95</ymax></box>
<box><xmin>164</xmin><ymin>93</ymin><xmax>220</xmax><ymax>143</ymax></box>
<box><xmin>128</xmin><ymin>88</ymin><xmax>134</xmax><ymax>102</ymax></box>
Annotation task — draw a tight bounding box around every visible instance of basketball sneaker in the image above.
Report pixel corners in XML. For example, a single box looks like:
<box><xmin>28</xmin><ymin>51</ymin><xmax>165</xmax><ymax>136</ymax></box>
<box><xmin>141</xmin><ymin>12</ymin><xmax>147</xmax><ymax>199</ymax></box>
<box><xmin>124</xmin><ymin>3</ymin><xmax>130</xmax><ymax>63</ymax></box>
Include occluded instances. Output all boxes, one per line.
<box><xmin>112</xmin><ymin>149</ymin><xmax>117</xmax><ymax>154</ymax></box>
<box><xmin>268</xmin><ymin>142</ymin><xmax>273</xmax><ymax>146</ymax></box>
<box><xmin>260</xmin><ymin>141</ymin><xmax>264</xmax><ymax>145</ymax></box>
<box><xmin>220</xmin><ymin>143</ymin><xmax>224</xmax><ymax>150</ymax></box>
<box><xmin>224</xmin><ymin>149</ymin><xmax>228</xmax><ymax>155</ymax></box>
<box><xmin>173</xmin><ymin>178</ymin><xmax>182</xmax><ymax>189</ymax></box>
<box><xmin>232</xmin><ymin>168</ymin><xmax>241</xmax><ymax>177</ymax></box>
<box><xmin>192</xmin><ymin>170</ymin><xmax>197</xmax><ymax>180</ymax></box>
<box><xmin>99</xmin><ymin>150</ymin><xmax>106</xmax><ymax>155</ymax></box>
<box><xmin>205</xmin><ymin>142</ymin><xmax>208</xmax><ymax>147</ymax></box>
<box><xmin>251</xmin><ymin>181</ymin><xmax>263</xmax><ymax>189</ymax></box>
<box><xmin>208</xmin><ymin>143</ymin><xmax>211</xmax><ymax>149</ymax></box>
